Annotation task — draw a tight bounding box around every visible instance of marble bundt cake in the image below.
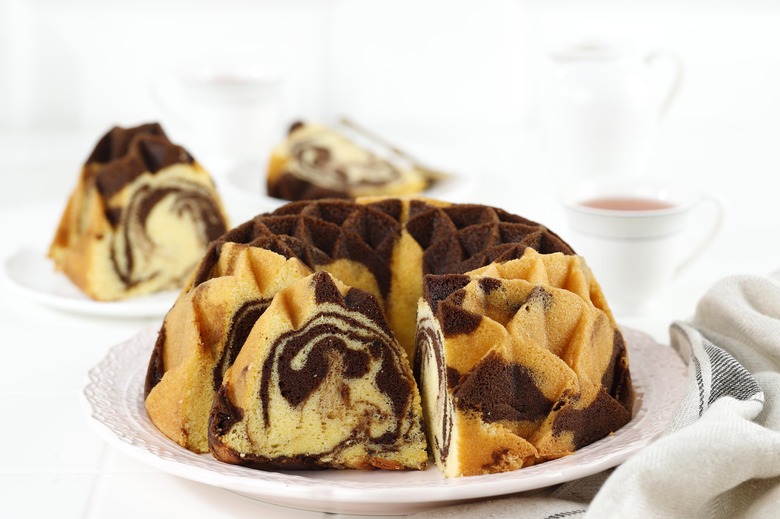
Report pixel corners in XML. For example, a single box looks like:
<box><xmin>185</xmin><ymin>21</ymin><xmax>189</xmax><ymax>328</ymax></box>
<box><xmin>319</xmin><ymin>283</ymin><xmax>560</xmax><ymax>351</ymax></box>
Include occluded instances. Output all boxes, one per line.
<box><xmin>266</xmin><ymin>122</ymin><xmax>429</xmax><ymax>201</ymax></box>
<box><xmin>49</xmin><ymin>123</ymin><xmax>229</xmax><ymax>301</ymax></box>
<box><xmin>145</xmin><ymin>197</ymin><xmax>633</xmax><ymax>475</ymax></box>
<box><xmin>146</xmin><ymin>197</ymin><xmax>572</xmax><ymax>454</ymax></box>
<box><xmin>144</xmin><ymin>245</ymin><xmax>312</xmax><ymax>453</ymax></box>
<box><xmin>415</xmin><ymin>249</ymin><xmax>634</xmax><ymax>477</ymax></box>
<box><xmin>209</xmin><ymin>271</ymin><xmax>428</xmax><ymax>470</ymax></box>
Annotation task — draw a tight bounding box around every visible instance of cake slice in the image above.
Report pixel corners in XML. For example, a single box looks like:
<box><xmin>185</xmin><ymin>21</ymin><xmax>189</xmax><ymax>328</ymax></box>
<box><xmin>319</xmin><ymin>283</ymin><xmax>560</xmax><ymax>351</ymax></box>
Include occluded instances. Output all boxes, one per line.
<box><xmin>49</xmin><ymin>123</ymin><xmax>229</xmax><ymax>300</ymax></box>
<box><xmin>415</xmin><ymin>249</ymin><xmax>633</xmax><ymax>477</ymax></box>
<box><xmin>266</xmin><ymin>122</ymin><xmax>429</xmax><ymax>201</ymax></box>
<box><xmin>209</xmin><ymin>271</ymin><xmax>428</xmax><ymax>470</ymax></box>
<box><xmin>144</xmin><ymin>245</ymin><xmax>313</xmax><ymax>453</ymax></box>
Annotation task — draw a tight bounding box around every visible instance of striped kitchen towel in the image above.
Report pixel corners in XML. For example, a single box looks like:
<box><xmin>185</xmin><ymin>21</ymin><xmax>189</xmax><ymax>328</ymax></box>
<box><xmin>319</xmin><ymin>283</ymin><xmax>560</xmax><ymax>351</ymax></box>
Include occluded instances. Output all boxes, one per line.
<box><xmin>411</xmin><ymin>274</ymin><xmax>780</xmax><ymax>519</ymax></box>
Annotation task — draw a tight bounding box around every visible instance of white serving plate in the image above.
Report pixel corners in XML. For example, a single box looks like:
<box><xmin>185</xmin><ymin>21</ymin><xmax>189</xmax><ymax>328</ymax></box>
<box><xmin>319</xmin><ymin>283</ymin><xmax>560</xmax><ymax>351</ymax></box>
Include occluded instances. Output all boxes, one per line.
<box><xmin>81</xmin><ymin>325</ymin><xmax>687</xmax><ymax>515</ymax></box>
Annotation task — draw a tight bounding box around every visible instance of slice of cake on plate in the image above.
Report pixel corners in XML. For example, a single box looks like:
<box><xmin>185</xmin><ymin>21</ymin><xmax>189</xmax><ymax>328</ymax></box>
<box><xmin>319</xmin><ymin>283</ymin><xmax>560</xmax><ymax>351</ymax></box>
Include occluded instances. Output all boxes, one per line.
<box><xmin>49</xmin><ymin>123</ymin><xmax>229</xmax><ymax>300</ymax></box>
<box><xmin>266</xmin><ymin>121</ymin><xmax>429</xmax><ymax>201</ymax></box>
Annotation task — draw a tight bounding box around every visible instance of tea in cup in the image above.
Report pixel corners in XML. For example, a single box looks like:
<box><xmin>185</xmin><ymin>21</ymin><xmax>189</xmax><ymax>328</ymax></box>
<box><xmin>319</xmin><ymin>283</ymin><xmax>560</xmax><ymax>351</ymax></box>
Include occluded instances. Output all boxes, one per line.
<box><xmin>562</xmin><ymin>179</ymin><xmax>724</xmax><ymax>315</ymax></box>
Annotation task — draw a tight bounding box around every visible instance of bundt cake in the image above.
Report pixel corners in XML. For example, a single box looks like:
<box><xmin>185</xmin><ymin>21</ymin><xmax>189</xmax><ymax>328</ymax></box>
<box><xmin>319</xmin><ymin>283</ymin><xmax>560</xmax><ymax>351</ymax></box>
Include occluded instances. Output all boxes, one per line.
<box><xmin>208</xmin><ymin>271</ymin><xmax>428</xmax><ymax>470</ymax></box>
<box><xmin>415</xmin><ymin>249</ymin><xmax>633</xmax><ymax>477</ymax></box>
<box><xmin>49</xmin><ymin>123</ymin><xmax>229</xmax><ymax>301</ymax></box>
<box><xmin>144</xmin><ymin>245</ymin><xmax>312</xmax><ymax>453</ymax></box>
<box><xmin>266</xmin><ymin>122</ymin><xmax>429</xmax><ymax>201</ymax></box>
<box><xmin>144</xmin><ymin>197</ymin><xmax>633</xmax><ymax>476</ymax></box>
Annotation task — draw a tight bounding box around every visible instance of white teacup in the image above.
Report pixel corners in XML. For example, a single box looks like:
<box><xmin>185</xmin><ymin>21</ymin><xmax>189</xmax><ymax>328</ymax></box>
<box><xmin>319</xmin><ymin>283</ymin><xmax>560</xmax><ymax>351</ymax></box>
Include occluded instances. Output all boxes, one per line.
<box><xmin>562</xmin><ymin>179</ymin><xmax>725</xmax><ymax>315</ymax></box>
<box><xmin>152</xmin><ymin>63</ymin><xmax>285</xmax><ymax>175</ymax></box>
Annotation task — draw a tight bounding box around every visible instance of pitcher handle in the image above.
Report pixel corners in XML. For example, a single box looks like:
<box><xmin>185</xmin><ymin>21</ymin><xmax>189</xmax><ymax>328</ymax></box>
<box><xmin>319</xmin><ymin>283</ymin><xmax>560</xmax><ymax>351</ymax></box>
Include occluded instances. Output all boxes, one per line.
<box><xmin>675</xmin><ymin>193</ymin><xmax>725</xmax><ymax>276</ymax></box>
<box><xmin>645</xmin><ymin>50</ymin><xmax>685</xmax><ymax>117</ymax></box>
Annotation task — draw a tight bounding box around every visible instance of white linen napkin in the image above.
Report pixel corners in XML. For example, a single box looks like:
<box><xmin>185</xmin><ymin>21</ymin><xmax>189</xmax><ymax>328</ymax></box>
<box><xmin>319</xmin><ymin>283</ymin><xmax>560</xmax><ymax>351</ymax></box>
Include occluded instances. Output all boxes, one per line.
<box><xmin>410</xmin><ymin>274</ymin><xmax>780</xmax><ymax>519</ymax></box>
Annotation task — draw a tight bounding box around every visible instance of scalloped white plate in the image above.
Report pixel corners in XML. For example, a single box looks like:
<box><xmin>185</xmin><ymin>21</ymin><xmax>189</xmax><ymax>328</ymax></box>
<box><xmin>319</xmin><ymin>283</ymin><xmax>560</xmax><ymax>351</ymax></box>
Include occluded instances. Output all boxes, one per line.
<box><xmin>2</xmin><ymin>247</ymin><xmax>177</xmax><ymax>318</ymax></box>
<box><xmin>81</xmin><ymin>325</ymin><xmax>686</xmax><ymax>515</ymax></box>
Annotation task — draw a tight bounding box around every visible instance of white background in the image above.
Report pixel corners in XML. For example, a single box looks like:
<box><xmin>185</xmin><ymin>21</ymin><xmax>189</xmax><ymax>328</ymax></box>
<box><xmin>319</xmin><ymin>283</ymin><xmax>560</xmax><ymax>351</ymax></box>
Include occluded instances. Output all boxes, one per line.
<box><xmin>3</xmin><ymin>0</ymin><xmax>780</xmax><ymax>129</ymax></box>
<box><xmin>3</xmin><ymin>0</ymin><xmax>780</xmax><ymax>167</ymax></box>
<box><xmin>2</xmin><ymin>2</ymin><xmax>780</xmax><ymax>518</ymax></box>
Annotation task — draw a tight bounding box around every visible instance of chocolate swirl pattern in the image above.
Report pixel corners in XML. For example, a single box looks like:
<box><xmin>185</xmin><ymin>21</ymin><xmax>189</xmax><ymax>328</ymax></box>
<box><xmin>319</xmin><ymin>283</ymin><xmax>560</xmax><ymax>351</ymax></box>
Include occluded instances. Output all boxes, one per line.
<box><xmin>290</xmin><ymin>132</ymin><xmax>401</xmax><ymax>189</ymax></box>
<box><xmin>266</xmin><ymin>122</ymin><xmax>428</xmax><ymax>201</ymax></box>
<box><xmin>209</xmin><ymin>271</ymin><xmax>428</xmax><ymax>471</ymax></box>
<box><xmin>144</xmin><ymin>246</ymin><xmax>313</xmax><ymax>453</ymax></box>
<box><xmin>188</xmin><ymin>198</ymin><xmax>574</xmax><ymax>362</ymax></box>
<box><xmin>48</xmin><ymin>123</ymin><xmax>229</xmax><ymax>301</ymax></box>
<box><xmin>416</xmin><ymin>248</ymin><xmax>633</xmax><ymax>477</ymax></box>
<box><xmin>109</xmin><ymin>179</ymin><xmax>227</xmax><ymax>291</ymax></box>
<box><xmin>213</xmin><ymin>299</ymin><xmax>271</xmax><ymax>390</ymax></box>
<box><xmin>414</xmin><ymin>315</ymin><xmax>453</xmax><ymax>465</ymax></box>
<box><xmin>145</xmin><ymin>198</ymin><xmax>628</xmax><ymax>478</ymax></box>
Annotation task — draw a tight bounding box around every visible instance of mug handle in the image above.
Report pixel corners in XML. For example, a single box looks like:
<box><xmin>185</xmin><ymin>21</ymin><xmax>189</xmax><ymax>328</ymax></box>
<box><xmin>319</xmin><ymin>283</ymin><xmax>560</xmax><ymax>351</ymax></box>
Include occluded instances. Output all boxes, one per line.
<box><xmin>645</xmin><ymin>50</ymin><xmax>685</xmax><ymax>117</ymax></box>
<box><xmin>675</xmin><ymin>193</ymin><xmax>726</xmax><ymax>276</ymax></box>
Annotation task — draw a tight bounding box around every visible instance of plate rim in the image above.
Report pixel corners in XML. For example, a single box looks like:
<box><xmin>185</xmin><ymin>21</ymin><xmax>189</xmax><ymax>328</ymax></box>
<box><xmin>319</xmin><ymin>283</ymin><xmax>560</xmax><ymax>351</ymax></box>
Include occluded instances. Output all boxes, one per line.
<box><xmin>81</xmin><ymin>324</ymin><xmax>687</xmax><ymax>514</ymax></box>
<box><xmin>2</xmin><ymin>246</ymin><xmax>177</xmax><ymax>318</ymax></box>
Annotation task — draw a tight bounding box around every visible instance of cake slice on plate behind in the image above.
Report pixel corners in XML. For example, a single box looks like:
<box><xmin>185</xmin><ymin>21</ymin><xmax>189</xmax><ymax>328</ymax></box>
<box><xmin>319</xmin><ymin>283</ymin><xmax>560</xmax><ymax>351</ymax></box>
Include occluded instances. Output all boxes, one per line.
<box><xmin>49</xmin><ymin>122</ymin><xmax>229</xmax><ymax>301</ymax></box>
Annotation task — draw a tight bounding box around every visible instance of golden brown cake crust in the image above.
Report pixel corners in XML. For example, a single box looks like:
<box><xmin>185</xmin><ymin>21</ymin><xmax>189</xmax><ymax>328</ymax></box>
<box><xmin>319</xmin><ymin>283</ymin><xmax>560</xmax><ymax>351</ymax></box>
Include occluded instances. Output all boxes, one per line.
<box><xmin>49</xmin><ymin>123</ymin><xmax>229</xmax><ymax>301</ymax></box>
<box><xmin>191</xmin><ymin>198</ymin><xmax>573</xmax><ymax>295</ymax></box>
<box><xmin>415</xmin><ymin>249</ymin><xmax>634</xmax><ymax>477</ymax></box>
<box><xmin>144</xmin><ymin>246</ymin><xmax>312</xmax><ymax>453</ymax></box>
<box><xmin>208</xmin><ymin>272</ymin><xmax>428</xmax><ymax>471</ymax></box>
<box><xmin>144</xmin><ymin>197</ymin><xmax>633</xmax><ymax>478</ymax></box>
<box><xmin>183</xmin><ymin>198</ymin><xmax>574</xmax><ymax>360</ymax></box>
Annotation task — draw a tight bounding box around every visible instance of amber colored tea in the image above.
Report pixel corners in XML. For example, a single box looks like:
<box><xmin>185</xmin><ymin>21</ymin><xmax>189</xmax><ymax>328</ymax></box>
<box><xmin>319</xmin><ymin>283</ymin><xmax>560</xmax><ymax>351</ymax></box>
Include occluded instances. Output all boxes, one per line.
<box><xmin>579</xmin><ymin>196</ymin><xmax>676</xmax><ymax>211</ymax></box>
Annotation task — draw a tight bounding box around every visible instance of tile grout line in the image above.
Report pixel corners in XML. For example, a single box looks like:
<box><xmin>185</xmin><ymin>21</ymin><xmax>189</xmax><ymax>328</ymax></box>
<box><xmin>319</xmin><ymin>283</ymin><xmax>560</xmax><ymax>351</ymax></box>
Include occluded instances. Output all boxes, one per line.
<box><xmin>80</xmin><ymin>443</ymin><xmax>113</xmax><ymax>519</ymax></box>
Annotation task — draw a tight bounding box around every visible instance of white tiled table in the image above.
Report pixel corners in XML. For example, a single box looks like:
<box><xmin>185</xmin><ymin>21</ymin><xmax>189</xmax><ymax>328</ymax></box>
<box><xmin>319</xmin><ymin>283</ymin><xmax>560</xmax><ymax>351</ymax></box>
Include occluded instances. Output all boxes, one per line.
<box><xmin>2</xmin><ymin>123</ymin><xmax>778</xmax><ymax>518</ymax></box>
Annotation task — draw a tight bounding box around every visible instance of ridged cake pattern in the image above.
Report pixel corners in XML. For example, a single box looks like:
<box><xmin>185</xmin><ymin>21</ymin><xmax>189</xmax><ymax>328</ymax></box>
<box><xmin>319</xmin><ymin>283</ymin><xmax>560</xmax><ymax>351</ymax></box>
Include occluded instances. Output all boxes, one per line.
<box><xmin>144</xmin><ymin>245</ymin><xmax>312</xmax><ymax>453</ymax></box>
<box><xmin>187</xmin><ymin>198</ymin><xmax>574</xmax><ymax>359</ymax></box>
<box><xmin>209</xmin><ymin>271</ymin><xmax>428</xmax><ymax>470</ymax></box>
<box><xmin>49</xmin><ymin>123</ymin><xmax>229</xmax><ymax>300</ymax></box>
<box><xmin>415</xmin><ymin>248</ymin><xmax>633</xmax><ymax>477</ymax></box>
<box><xmin>144</xmin><ymin>198</ymin><xmax>634</xmax><ymax>476</ymax></box>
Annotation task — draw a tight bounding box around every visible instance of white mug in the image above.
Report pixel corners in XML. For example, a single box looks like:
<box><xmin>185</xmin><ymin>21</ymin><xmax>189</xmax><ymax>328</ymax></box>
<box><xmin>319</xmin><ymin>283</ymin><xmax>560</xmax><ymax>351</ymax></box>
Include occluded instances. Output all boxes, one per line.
<box><xmin>152</xmin><ymin>63</ymin><xmax>284</xmax><ymax>175</ymax></box>
<box><xmin>542</xmin><ymin>41</ymin><xmax>684</xmax><ymax>181</ymax></box>
<box><xmin>562</xmin><ymin>179</ymin><xmax>725</xmax><ymax>315</ymax></box>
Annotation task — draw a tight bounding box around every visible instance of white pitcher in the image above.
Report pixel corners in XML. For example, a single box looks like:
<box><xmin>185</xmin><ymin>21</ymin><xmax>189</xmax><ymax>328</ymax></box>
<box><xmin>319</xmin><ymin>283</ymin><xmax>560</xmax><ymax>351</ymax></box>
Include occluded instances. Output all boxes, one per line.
<box><xmin>151</xmin><ymin>63</ymin><xmax>285</xmax><ymax>175</ymax></box>
<box><xmin>541</xmin><ymin>41</ymin><xmax>683</xmax><ymax>181</ymax></box>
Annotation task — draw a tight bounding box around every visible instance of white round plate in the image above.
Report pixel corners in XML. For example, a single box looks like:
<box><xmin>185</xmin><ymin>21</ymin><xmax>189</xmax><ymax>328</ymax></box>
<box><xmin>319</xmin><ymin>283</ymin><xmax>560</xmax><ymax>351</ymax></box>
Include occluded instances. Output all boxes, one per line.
<box><xmin>2</xmin><ymin>247</ymin><xmax>176</xmax><ymax>318</ymax></box>
<box><xmin>220</xmin><ymin>160</ymin><xmax>477</xmax><ymax>213</ymax></box>
<box><xmin>82</xmin><ymin>325</ymin><xmax>687</xmax><ymax>516</ymax></box>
